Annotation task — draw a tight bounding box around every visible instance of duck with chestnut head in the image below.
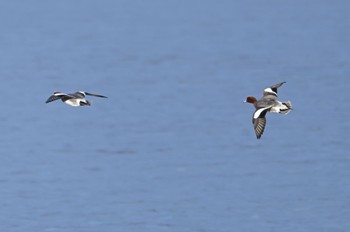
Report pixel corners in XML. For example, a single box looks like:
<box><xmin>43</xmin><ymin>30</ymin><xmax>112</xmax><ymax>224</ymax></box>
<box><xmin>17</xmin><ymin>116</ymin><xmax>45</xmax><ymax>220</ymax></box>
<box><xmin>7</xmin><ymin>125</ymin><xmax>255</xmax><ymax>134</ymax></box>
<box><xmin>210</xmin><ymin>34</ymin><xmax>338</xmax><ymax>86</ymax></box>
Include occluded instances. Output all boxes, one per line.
<box><xmin>244</xmin><ymin>82</ymin><xmax>292</xmax><ymax>139</ymax></box>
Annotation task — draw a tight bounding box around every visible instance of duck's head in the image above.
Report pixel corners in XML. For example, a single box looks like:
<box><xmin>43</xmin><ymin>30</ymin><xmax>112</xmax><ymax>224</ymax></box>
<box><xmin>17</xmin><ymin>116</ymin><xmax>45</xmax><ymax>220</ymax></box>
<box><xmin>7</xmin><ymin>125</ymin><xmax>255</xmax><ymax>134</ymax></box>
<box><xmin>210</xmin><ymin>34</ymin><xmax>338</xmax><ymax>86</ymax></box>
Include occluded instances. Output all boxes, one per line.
<box><xmin>244</xmin><ymin>96</ymin><xmax>257</xmax><ymax>104</ymax></box>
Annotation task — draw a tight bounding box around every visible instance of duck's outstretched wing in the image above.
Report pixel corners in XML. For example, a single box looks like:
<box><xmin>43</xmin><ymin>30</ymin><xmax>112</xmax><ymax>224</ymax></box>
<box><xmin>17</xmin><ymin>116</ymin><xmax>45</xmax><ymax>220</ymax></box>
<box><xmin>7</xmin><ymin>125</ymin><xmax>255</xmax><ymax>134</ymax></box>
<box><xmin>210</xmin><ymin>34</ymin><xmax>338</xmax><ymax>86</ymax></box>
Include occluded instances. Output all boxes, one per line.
<box><xmin>263</xmin><ymin>81</ymin><xmax>286</xmax><ymax>97</ymax></box>
<box><xmin>45</xmin><ymin>92</ymin><xmax>70</xmax><ymax>103</ymax></box>
<box><xmin>252</xmin><ymin>106</ymin><xmax>270</xmax><ymax>139</ymax></box>
<box><xmin>84</xmin><ymin>92</ymin><xmax>108</xmax><ymax>98</ymax></box>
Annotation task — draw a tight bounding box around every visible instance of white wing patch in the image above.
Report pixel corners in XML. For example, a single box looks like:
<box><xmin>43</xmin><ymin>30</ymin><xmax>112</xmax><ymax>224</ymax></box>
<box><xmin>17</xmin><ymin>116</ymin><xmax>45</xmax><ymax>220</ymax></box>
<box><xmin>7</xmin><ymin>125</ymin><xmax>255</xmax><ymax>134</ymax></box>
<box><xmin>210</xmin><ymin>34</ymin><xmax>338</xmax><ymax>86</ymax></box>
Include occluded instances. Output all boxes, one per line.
<box><xmin>53</xmin><ymin>92</ymin><xmax>68</xmax><ymax>96</ymax></box>
<box><xmin>253</xmin><ymin>106</ymin><xmax>271</xmax><ymax>119</ymax></box>
<box><xmin>263</xmin><ymin>87</ymin><xmax>278</xmax><ymax>95</ymax></box>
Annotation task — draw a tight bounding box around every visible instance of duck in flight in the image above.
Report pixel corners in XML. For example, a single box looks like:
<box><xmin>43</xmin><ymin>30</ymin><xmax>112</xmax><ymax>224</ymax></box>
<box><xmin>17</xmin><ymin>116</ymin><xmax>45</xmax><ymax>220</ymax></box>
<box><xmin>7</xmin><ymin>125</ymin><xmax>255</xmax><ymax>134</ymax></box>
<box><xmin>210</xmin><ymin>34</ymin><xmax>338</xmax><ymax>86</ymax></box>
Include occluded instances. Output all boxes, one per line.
<box><xmin>46</xmin><ymin>91</ymin><xmax>107</xmax><ymax>107</ymax></box>
<box><xmin>244</xmin><ymin>82</ymin><xmax>292</xmax><ymax>139</ymax></box>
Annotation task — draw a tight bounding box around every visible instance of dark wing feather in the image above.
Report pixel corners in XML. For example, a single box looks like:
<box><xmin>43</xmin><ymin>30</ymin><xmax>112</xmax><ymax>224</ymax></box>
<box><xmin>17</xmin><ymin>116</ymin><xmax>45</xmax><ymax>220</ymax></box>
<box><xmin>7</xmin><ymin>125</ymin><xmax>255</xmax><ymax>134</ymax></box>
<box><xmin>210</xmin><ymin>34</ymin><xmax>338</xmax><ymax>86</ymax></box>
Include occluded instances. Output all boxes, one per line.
<box><xmin>263</xmin><ymin>81</ymin><xmax>286</xmax><ymax>96</ymax></box>
<box><xmin>46</xmin><ymin>93</ymin><xmax>73</xmax><ymax>103</ymax></box>
<box><xmin>252</xmin><ymin>108</ymin><xmax>269</xmax><ymax>139</ymax></box>
<box><xmin>253</xmin><ymin>117</ymin><xmax>266</xmax><ymax>139</ymax></box>
<box><xmin>270</xmin><ymin>81</ymin><xmax>286</xmax><ymax>94</ymax></box>
<box><xmin>85</xmin><ymin>92</ymin><xmax>108</xmax><ymax>98</ymax></box>
<box><xmin>46</xmin><ymin>95</ymin><xmax>60</xmax><ymax>103</ymax></box>
<box><xmin>46</xmin><ymin>94</ymin><xmax>64</xmax><ymax>103</ymax></box>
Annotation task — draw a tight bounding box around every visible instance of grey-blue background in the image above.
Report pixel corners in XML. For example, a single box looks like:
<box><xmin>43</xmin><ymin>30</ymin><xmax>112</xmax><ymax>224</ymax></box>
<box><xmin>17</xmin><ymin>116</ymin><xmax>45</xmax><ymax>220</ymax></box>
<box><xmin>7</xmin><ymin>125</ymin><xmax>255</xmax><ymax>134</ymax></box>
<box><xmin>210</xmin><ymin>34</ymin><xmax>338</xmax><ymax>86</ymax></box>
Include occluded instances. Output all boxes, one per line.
<box><xmin>0</xmin><ymin>1</ymin><xmax>349</xmax><ymax>231</ymax></box>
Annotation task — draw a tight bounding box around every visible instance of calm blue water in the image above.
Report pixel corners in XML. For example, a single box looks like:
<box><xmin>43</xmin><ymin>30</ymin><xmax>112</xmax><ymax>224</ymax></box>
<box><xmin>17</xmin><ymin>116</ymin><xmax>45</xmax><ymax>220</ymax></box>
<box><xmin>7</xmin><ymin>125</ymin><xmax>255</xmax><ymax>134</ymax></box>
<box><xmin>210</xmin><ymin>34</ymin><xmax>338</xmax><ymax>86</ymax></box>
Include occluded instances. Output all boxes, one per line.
<box><xmin>0</xmin><ymin>1</ymin><xmax>349</xmax><ymax>231</ymax></box>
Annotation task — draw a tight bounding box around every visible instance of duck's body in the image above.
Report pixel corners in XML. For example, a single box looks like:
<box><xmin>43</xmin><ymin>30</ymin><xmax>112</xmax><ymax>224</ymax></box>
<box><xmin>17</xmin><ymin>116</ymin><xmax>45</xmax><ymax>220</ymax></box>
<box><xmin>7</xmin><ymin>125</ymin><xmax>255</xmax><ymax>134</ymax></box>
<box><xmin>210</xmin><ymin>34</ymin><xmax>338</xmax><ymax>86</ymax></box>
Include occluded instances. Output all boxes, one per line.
<box><xmin>46</xmin><ymin>91</ymin><xmax>107</xmax><ymax>107</ymax></box>
<box><xmin>245</xmin><ymin>82</ymin><xmax>292</xmax><ymax>139</ymax></box>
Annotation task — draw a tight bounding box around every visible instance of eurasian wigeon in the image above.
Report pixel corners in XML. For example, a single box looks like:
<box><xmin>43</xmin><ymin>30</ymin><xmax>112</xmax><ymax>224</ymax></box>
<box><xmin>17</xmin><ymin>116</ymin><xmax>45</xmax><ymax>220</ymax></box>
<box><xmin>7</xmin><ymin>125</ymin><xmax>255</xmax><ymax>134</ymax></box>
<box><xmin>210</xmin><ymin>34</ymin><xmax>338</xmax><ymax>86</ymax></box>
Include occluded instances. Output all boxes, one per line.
<box><xmin>46</xmin><ymin>91</ymin><xmax>107</xmax><ymax>107</ymax></box>
<box><xmin>245</xmin><ymin>82</ymin><xmax>292</xmax><ymax>139</ymax></box>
